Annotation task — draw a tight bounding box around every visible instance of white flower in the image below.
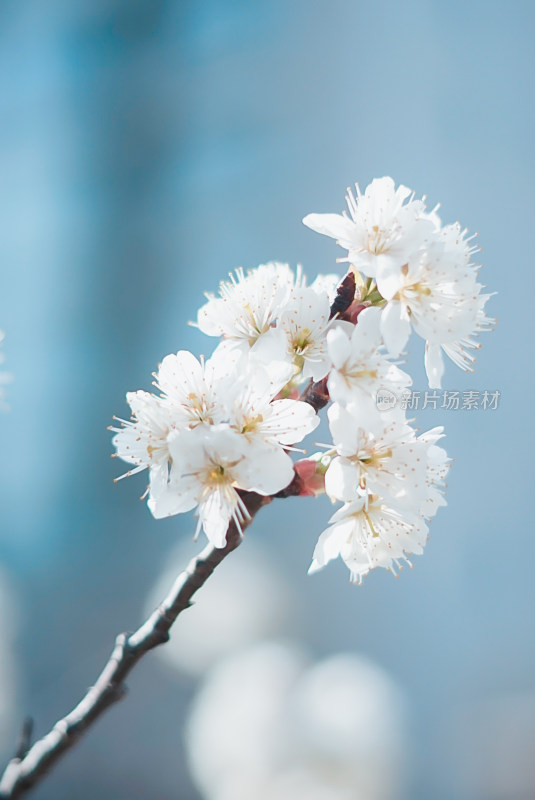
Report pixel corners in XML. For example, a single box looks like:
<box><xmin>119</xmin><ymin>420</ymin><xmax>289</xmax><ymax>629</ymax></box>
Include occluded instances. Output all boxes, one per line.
<box><xmin>112</xmin><ymin>346</ymin><xmax>321</xmax><ymax>537</ymax></box>
<box><xmin>304</xmin><ymin>179</ymin><xmax>494</xmax><ymax>387</ymax></box>
<box><xmin>111</xmin><ymin>390</ymin><xmax>173</xmax><ymax>503</ymax></box>
<box><xmin>159</xmin><ymin>424</ymin><xmax>295</xmax><ymax>546</ymax></box>
<box><xmin>378</xmin><ymin>228</ymin><xmax>494</xmax><ymax>386</ymax></box>
<box><xmin>309</xmin><ymin>494</ymin><xmax>429</xmax><ymax>584</ymax></box>
<box><xmin>311</xmin><ymin>409</ymin><xmax>449</xmax><ymax>582</ymax></box>
<box><xmin>153</xmin><ymin>348</ymin><xmax>237</xmax><ymax>428</ymax></box>
<box><xmin>197</xmin><ymin>264</ymin><xmax>344</xmax><ymax>384</ymax></box>
<box><xmin>303</xmin><ymin>177</ymin><xmax>434</xmax><ymax>281</ymax></box>
<box><xmin>423</xmin><ymin>304</ymin><xmax>494</xmax><ymax>389</ymax></box>
<box><xmin>279</xmin><ymin>287</ymin><xmax>334</xmax><ymax>381</ymax></box>
<box><xmin>326</xmin><ymin>306</ymin><xmax>411</xmax><ymax>406</ymax></box>
<box><xmin>112</xmin><ymin>348</ymin><xmax>247</xmax><ymax>508</ymax></box>
<box><xmin>197</xmin><ymin>262</ymin><xmax>302</xmax><ymax>367</ymax></box>
<box><xmin>325</xmin><ymin>402</ymin><xmax>436</xmax><ymax>511</ymax></box>
<box><xmin>228</xmin><ymin>367</ymin><xmax>319</xmax><ymax>447</ymax></box>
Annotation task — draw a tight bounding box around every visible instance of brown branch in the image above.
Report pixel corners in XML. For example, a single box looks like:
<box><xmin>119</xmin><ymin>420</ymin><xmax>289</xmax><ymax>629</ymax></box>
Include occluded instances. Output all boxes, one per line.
<box><xmin>0</xmin><ymin>270</ymin><xmax>351</xmax><ymax>797</ymax></box>
<box><xmin>299</xmin><ymin>268</ymin><xmax>356</xmax><ymax>414</ymax></box>
<box><xmin>329</xmin><ymin>269</ymin><xmax>355</xmax><ymax>319</ymax></box>
<box><xmin>299</xmin><ymin>375</ymin><xmax>330</xmax><ymax>413</ymax></box>
<box><xmin>0</xmin><ymin>491</ymin><xmax>271</xmax><ymax>799</ymax></box>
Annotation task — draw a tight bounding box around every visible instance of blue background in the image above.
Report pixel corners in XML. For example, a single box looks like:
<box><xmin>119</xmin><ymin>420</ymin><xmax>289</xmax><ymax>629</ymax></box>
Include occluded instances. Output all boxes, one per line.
<box><xmin>0</xmin><ymin>2</ymin><xmax>531</xmax><ymax>798</ymax></box>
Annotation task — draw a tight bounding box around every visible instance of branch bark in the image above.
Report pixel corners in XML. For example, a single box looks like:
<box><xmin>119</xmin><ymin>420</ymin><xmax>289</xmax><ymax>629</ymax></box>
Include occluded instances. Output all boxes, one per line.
<box><xmin>0</xmin><ymin>491</ymin><xmax>271</xmax><ymax>799</ymax></box>
<box><xmin>0</xmin><ymin>269</ymin><xmax>355</xmax><ymax>797</ymax></box>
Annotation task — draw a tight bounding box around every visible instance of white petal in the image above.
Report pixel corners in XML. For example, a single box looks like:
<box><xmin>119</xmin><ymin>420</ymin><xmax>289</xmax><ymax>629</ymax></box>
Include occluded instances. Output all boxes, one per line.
<box><xmin>302</xmin><ymin>213</ymin><xmax>356</xmax><ymax>247</ymax></box>
<box><xmin>380</xmin><ymin>301</ymin><xmax>411</xmax><ymax>356</ymax></box>
<box><xmin>310</xmin><ymin>518</ymin><xmax>354</xmax><ymax>569</ymax></box>
<box><xmin>350</xmin><ymin>305</ymin><xmax>382</xmax><ymax>353</ymax></box>
<box><xmin>198</xmin><ymin>488</ymin><xmax>235</xmax><ymax>548</ymax></box>
<box><xmin>233</xmin><ymin>442</ymin><xmax>295</xmax><ymax>496</ymax></box>
<box><xmin>327</xmin><ymin>402</ymin><xmax>362</xmax><ymax>453</ymax></box>
<box><xmin>249</xmin><ymin>325</ymin><xmax>288</xmax><ymax>365</ymax></box>
<box><xmin>326</xmin><ymin>326</ymin><xmax>351</xmax><ymax>370</ymax></box>
<box><xmin>148</xmin><ymin>482</ymin><xmax>197</xmax><ymax>519</ymax></box>
<box><xmin>325</xmin><ymin>458</ymin><xmax>360</xmax><ymax>502</ymax></box>
<box><xmin>375</xmin><ymin>256</ymin><xmax>406</xmax><ymax>301</ymax></box>
<box><xmin>304</xmin><ymin>350</ymin><xmax>331</xmax><ymax>382</ymax></box>
<box><xmin>196</xmin><ymin>296</ymin><xmax>225</xmax><ymax>336</ymax></box>
<box><xmin>310</xmin><ymin>273</ymin><xmax>341</xmax><ymax>303</ymax></box>
<box><xmin>424</xmin><ymin>342</ymin><xmax>445</xmax><ymax>389</ymax></box>
<box><xmin>157</xmin><ymin>351</ymin><xmax>202</xmax><ymax>401</ymax></box>
<box><xmin>263</xmin><ymin>399</ymin><xmax>319</xmax><ymax>445</ymax></box>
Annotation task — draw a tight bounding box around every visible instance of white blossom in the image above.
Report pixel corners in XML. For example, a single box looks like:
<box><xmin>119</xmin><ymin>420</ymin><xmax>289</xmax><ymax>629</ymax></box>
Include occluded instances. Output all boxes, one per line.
<box><xmin>186</xmin><ymin>643</ymin><xmax>408</xmax><ymax>800</ymax></box>
<box><xmin>324</xmin><ymin>403</ymin><xmax>431</xmax><ymax>511</ymax></box>
<box><xmin>160</xmin><ymin>424</ymin><xmax>294</xmax><ymax>546</ymax></box>
<box><xmin>111</xmin><ymin>175</ymin><xmax>495</xmax><ymax>583</ymax></box>
<box><xmin>309</xmin><ymin>272</ymin><xmax>341</xmax><ymax>304</ymax></box>
<box><xmin>326</xmin><ymin>306</ymin><xmax>411</xmax><ymax>406</ymax></box>
<box><xmin>153</xmin><ymin>348</ymin><xmax>235</xmax><ymax>428</ymax></box>
<box><xmin>197</xmin><ymin>263</ymin><xmax>343</xmax><ymax>383</ymax></box>
<box><xmin>311</xmin><ymin>408</ymin><xmax>450</xmax><ymax>582</ymax></box>
<box><xmin>227</xmin><ymin>367</ymin><xmax>319</xmax><ymax>447</ymax></box>
<box><xmin>309</xmin><ymin>494</ymin><xmax>429</xmax><ymax>584</ymax></box>
<box><xmin>111</xmin><ymin>347</ymin><xmax>240</xmax><ymax>509</ymax></box>
<box><xmin>196</xmin><ymin>262</ymin><xmax>301</xmax><ymax>368</ymax></box>
<box><xmin>378</xmin><ymin>228</ymin><xmax>494</xmax><ymax>386</ymax></box>
<box><xmin>418</xmin><ymin>427</ymin><xmax>450</xmax><ymax>518</ymax></box>
<box><xmin>112</xmin><ymin>350</ymin><xmax>319</xmax><ymax>544</ymax></box>
<box><xmin>303</xmin><ymin>176</ymin><xmax>434</xmax><ymax>281</ymax></box>
<box><xmin>303</xmin><ymin>179</ymin><xmax>494</xmax><ymax>387</ymax></box>
<box><xmin>111</xmin><ymin>390</ymin><xmax>173</xmax><ymax>503</ymax></box>
<box><xmin>278</xmin><ymin>287</ymin><xmax>334</xmax><ymax>381</ymax></box>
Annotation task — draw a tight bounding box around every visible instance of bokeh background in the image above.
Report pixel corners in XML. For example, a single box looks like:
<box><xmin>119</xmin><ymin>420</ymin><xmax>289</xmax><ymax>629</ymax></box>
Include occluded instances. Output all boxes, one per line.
<box><xmin>0</xmin><ymin>1</ymin><xmax>532</xmax><ymax>798</ymax></box>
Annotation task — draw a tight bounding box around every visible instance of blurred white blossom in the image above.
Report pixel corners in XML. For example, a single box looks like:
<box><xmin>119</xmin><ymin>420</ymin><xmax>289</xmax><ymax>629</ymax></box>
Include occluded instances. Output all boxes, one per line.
<box><xmin>186</xmin><ymin>642</ymin><xmax>408</xmax><ymax>800</ymax></box>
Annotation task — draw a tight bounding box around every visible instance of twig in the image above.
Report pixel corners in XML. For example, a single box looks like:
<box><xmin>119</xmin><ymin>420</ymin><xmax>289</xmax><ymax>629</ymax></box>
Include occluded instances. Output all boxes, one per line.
<box><xmin>299</xmin><ymin>375</ymin><xmax>330</xmax><ymax>413</ymax></box>
<box><xmin>329</xmin><ymin>270</ymin><xmax>356</xmax><ymax>319</ymax></box>
<box><xmin>0</xmin><ymin>269</ymin><xmax>355</xmax><ymax>798</ymax></box>
<box><xmin>0</xmin><ymin>490</ymin><xmax>271</xmax><ymax>799</ymax></box>
<box><xmin>13</xmin><ymin>721</ymin><xmax>32</xmax><ymax>763</ymax></box>
<box><xmin>299</xmin><ymin>268</ymin><xmax>356</xmax><ymax>414</ymax></box>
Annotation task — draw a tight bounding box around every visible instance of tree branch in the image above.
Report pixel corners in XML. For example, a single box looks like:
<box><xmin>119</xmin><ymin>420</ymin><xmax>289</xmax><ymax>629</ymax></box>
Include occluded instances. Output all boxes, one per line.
<box><xmin>299</xmin><ymin>268</ymin><xmax>356</xmax><ymax>414</ymax></box>
<box><xmin>0</xmin><ymin>490</ymin><xmax>271</xmax><ymax>799</ymax></box>
<box><xmin>0</xmin><ymin>269</ymin><xmax>355</xmax><ymax>797</ymax></box>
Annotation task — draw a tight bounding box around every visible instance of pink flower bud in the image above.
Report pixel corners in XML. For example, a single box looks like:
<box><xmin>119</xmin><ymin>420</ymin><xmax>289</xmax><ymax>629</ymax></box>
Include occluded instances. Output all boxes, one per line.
<box><xmin>293</xmin><ymin>459</ymin><xmax>326</xmax><ymax>497</ymax></box>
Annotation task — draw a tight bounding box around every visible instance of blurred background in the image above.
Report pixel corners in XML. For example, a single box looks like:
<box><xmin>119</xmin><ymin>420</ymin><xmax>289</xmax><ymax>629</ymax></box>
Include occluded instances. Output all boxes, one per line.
<box><xmin>0</xmin><ymin>1</ymin><xmax>532</xmax><ymax>798</ymax></box>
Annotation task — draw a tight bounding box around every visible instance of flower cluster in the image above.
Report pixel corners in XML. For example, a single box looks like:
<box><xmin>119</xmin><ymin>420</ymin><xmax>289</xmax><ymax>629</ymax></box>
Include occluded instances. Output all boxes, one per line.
<box><xmin>111</xmin><ymin>347</ymin><xmax>318</xmax><ymax>547</ymax></box>
<box><xmin>304</xmin><ymin>176</ymin><xmax>494</xmax><ymax>388</ymax></box>
<box><xmin>112</xmin><ymin>177</ymin><xmax>494</xmax><ymax>583</ymax></box>
<box><xmin>303</xmin><ymin>304</ymin><xmax>450</xmax><ymax>583</ymax></box>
